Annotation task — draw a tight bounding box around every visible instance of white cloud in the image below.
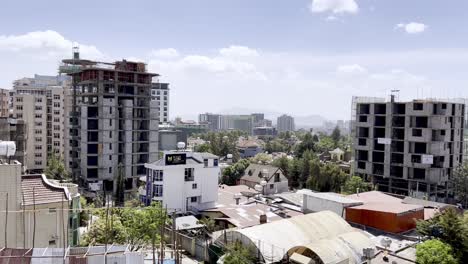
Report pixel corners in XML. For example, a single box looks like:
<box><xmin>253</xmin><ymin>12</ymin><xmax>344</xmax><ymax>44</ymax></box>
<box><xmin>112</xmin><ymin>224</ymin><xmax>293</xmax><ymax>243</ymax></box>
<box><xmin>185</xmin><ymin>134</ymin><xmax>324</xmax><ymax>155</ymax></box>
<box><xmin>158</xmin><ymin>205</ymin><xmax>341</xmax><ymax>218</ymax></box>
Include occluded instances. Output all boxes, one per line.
<box><xmin>0</xmin><ymin>30</ymin><xmax>103</xmax><ymax>59</ymax></box>
<box><xmin>396</xmin><ymin>22</ymin><xmax>427</xmax><ymax>34</ymax></box>
<box><xmin>310</xmin><ymin>0</ymin><xmax>359</xmax><ymax>14</ymax></box>
<box><xmin>325</xmin><ymin>15</ymin><xmax>338</xmax><ymax>21</ymax></box>
<box><xmin>336</xmin><ymin>64</ymin><xmax>367</xmax><ymax>74</ymax></box>
<box><xmin>149</xmin><ymin>48</ymin><xmax>180</xmax><ymax>59</ymax></box>
<box><xmin>219</xmin><ymin>45</ymin><xmax>259</xmax><ymax>57</ymax></box>
<box><xmin>148</xmin><ymin>46</ymin><xmax>266</xmax><ymax>81</ymax></box>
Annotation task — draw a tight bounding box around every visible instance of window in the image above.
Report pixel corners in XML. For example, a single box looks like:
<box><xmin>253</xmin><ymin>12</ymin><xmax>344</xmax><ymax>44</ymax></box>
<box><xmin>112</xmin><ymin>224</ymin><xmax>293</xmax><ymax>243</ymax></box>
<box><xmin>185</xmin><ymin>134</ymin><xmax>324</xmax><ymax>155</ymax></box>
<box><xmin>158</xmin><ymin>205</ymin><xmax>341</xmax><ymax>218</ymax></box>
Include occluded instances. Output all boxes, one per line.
<box><xmin>153</xmin><ymin>185</ymin><xmax>163</xmax><ymax>197</ymax></box>
<box><xmin>109</xmin><ymin>143</ymin><xmax>112</xmax><ymax>150</ymax></box>
<box><xmin>204</xmin><ymin>159</ymin><xmax>208</xmax><ymax>167</ymax></box>
<box><xmin>153</xmin><ymin>170</ymin><xmax>163</xmax><ymax>181</ymax></box>
<box><xmin>34</xmin><ymin>153</ymin><xmax>42</xmax><ymax>158</ymax></box>
<box><xmin>164</xmin><ymin>91</ymin><xmax>168</xmax><ymax>96</ymax></box>
<box><xmin>274</xmin><ymin>173</ymin><xmax>280</xmax><ymax>182</ymax></box>
<box><xmin>441</xmin><ymin>103</ymin><xmax>447</xmax><ymax>109</ymax></box>
<box><xmin>109</xmin><ymin>119</ymin><xmax>112</xmax><ymax>126</ymax></box>
<box><xmin>35</xmin><ymin>129</ymin><xmax>42</xmax><ymax>134</ymax></box>
<box><xmin>185</xmin><ymin>168</ymin><xmax>194</xmax><ymax>181</ymax></box>
<box><xmin>35</xmin><ymin>137</ymin><xmax>42</xmax><ymax>142</ymax></box>
<box><xmin>16</xmin><ymin>113</ymin><xmax>23</xmax><ymax>119</ymax></box>
<box><xmin>35</xmin><ymin>122</ymin><xmax>42</xmax><ymax>127</ymax></box>
<box><xmin>412</xmin><ymin>129</ymin><xmax>422</xmax><ymax>137</ymax></box>
<box><xmin>35</xmin><ymin>106</ymin><xmax>42</xmax><ymax>111</ymax></box>
<box><xmin>192</xmin><ymin>183</ymin><xmax>197</xmax><ymax>189</ymax></box>
<box><xmin>109</xmin><ymin>155</ymin><xmax>112</xmax><ymax>161</ymax></box>
<box><xmin>35</xmin><ymin>114</ymin><xmax>42</xmax><ymax>119</ymax></box>
<box><xmin>441</xmin><ymin>130</ymin><xmax>446</xmax><ymax>136</ymax></box>
<box><xmin>16</xmin><ymin>105</ymin><xmax>23</xmax><ymax>111</ymax></box>
<box><xmin>214</xmin><ymin>159</ymin><xmax>218</xmax><ymax>167</ymax></box>
<box><xmin>109</xmin><ymin>107</ymin><xmax>113</xmax><ymax>114</ymax></box>
<box><xmin>54</xmin><ymin>141</ymin><xmax>60</xmax><ymax>147</ymax></box>
<box><xmin>53</xmin><ymin>133</ymin><xmax>60</xmax><ymax>139</ymax></box>
<box><xmin>53</xmin><ymin>102</ymin><xmax>60</xmax><ymax>107</ymax></box>
<box><xmin>49</xmin><ymin>208</ymin><xmax>56</xmax><ymax>214</ymax></box>
<box><xmin>35</xmin><ymin>145</ymin><xmax>42</xmax><ymax>150</ymax></box>
<box><xmin>53</xmin><ymin>118</ymin><xmax>60</xmax><ymax>122</ymax></box>
<box><xmin>109</xmin><ymin>131</ymin><xmax>112</xmax><ymax>138</ymax></box>
<box><xmin>35</xmin><ymin>161</ymin><xmax>42</xmax><ymax>166</ymax></box>
<box><xmin>190</xmin><ymin>197</ymin><xmax>197</xmax><ymax>203</ymax></box>
<box><xmin>53</xmin><ymin>95</ymin><xmax>60</xmax><ymax>100</ymax></box>
<box><xmin>49</xmin><ymin>240</ymin><xmax>56</xmax><ymax>246</ymax></box>
<box><xmin>109</xmin><ymin>167</ymin><xmax>112</xmax><ymax>174</ymax></box>
<box><xmin>16</xmin><ymin>97</ymin><xmax>23</xmax><ymax>102</ymax></box>
<box><xmin>413</xmin><ymin>103</ymin><xmax>423</xmax><ymax>111</ymax></box>
<box><xmin>53</xmin><ymin>110</ymin><xmax>60</xmax><ymax>115</ymax></box>
<box><xmin>270</xmin><ymin>184</ymin><xmax>274</xmax><ymax>189</ymax></box>
<box><xmin>53</xmin><ymin>125</ymin><xmax>60</xmax><ymax>131</ymax></box>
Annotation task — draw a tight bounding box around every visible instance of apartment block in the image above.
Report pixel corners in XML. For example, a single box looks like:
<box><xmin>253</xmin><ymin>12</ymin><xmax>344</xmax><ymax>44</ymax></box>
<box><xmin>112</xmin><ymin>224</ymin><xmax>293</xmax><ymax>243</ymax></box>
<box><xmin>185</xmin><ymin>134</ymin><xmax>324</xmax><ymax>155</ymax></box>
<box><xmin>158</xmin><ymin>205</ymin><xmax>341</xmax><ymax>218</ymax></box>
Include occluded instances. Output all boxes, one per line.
<box><xmin>0</xmin><ymin>88</ymin><xmax>9</xmax><ymax>117</ymax></box>
<box><xmin>353</xmin><ymin>99</ymin><xmax>465</xmax><ymax>201</ymax></box>
<box><xmin>277</xmin><ymin>114</ymin><xmax>295</xmax><ymax>133</ymax></box>
<box><xmin>199</xmin><ymin>113</ymin><xmax>221</xmax><ymax>131</ymax></box>
<box><xmin>12</xmin><ymin>75</ymin><xmax>67</xmax><ymax>173</ymax></box>
<box><xmin>151</xmin><ymin>82</ymin><xmax>169</xmax><ymax>123</ymax></box>
<box><xmin>61</xmin><ymin>54</ymin><xmax>159</xmax><ymax>194</ymax></box>
<box><xmin>220</xmin><ymin>115</ymin><xmax>254</xmax><ymax>134</ymax></box>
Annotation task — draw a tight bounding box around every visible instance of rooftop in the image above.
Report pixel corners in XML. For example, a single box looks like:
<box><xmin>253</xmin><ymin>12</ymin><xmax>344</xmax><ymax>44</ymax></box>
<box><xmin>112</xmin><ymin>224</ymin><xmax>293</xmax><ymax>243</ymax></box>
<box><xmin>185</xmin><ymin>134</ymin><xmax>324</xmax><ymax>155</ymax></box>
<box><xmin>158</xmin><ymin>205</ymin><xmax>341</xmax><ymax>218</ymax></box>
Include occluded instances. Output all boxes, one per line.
<box><xmin>21</xmin><ymin>174</ymin><xmax>70</xmax><ymax>206</ymax></box>
<box><xmin>240</xmin><ymin>164</ymin><xmax>284</xmax><ymax>184</ymax></box>
<box><xmin>205</xmin><ymin>185</ymin><xmax>301</xmax><ymax>228</ymax></box>
<box><xmin>346</xmin><ymin>191</ymin><xmax>423</xmax><ymax>214</ymax></box>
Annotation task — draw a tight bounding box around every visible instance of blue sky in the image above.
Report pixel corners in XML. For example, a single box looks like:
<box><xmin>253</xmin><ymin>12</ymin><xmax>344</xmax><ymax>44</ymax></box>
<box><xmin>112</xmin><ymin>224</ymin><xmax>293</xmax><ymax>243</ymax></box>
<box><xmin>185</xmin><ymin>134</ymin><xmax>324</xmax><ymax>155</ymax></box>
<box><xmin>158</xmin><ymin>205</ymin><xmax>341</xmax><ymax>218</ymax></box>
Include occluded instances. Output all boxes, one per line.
<box><xmin>1</xmin><ymin>0</ymin><xmax>468</xmax><ymax>120</ymax></box>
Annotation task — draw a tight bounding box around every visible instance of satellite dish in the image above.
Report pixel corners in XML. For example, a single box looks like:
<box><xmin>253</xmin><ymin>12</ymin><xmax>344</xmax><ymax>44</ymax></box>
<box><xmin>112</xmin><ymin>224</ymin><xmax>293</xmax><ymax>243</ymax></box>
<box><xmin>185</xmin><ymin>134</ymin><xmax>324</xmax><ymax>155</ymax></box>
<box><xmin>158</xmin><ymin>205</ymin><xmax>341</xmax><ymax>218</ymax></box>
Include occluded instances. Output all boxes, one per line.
<box><xmin>177</xmin><ymin>142</ymin><xmax>186</xmax><ymax>150</ymax></box>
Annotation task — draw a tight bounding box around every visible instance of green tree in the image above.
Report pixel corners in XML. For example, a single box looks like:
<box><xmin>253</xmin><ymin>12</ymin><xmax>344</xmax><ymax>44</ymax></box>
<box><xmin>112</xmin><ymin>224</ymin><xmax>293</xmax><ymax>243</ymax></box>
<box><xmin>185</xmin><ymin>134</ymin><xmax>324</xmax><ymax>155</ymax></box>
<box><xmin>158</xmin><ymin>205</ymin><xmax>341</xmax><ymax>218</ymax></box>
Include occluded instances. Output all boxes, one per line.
<box><xmin>44</xmin><ymin>153</ymin><xmax>70</xmax><ymax>182</ymax></box>
<box><xmin>224</xmin><ymin>242</ymin><xmax>256</xmax><ymax>264</ymax></box>
<box><xmin>115</xmin><ymin>163</ymin><xmax>125</xmax><ymax>207</ymax></box>
<box><xmin>194</xmin><ymin>143</ymin><xmax>212</xmax><ymax>153</ymax></box>
<box><xmin>288</xmin><ymin>159</ymin><xmax>301</xmax><ymax>189</ymax></box>
<box><xmin>416</xmin><ymin>208</ymin><xmax>468</xmax><ymax>261</ymax></box>
<box><xmin>331</xmin><ymin>126</ymin><xmax>341</xmax><ymax>146</ymax></box>
<box><xmin>295</xmin><ymin>133</ymin><xmax>316</xmax><ymax>158</ymax></box>
<box><xmin>453</xmin><ymin>164</ymin><xmax>468</xmax><ymax>208</ymax></box>
<box><xmin>221</xmin><ymin>159</ymin><xmax>250</xmax><ymax>185</ymax></box>
<box><xmin>79</xmin><ymin>196</ymin><xmax>90</xmax><ymax>227</ymax></box>
<box><xmin>343</xmin><ymin>176</ymin><xmax>371</xmax><ymax>194</ymax></box>
<box><xmin>251</xmin><ymin>153</ymin><xmax>272</xmax><ymax>164</ymax></box>
<box><xmin>416</xmin><ymin>239</ymin><xmax>457</xmax><ymax>264</ymax></box>
<box><xmin>197</xmin><ymin>217</ymin><xmax>216</xmax><ymax>233</ymax></box>
<box><xmin>316</xmin><ymin>136</ymin><xmax>335</xmax><ymax>153</ymax></box>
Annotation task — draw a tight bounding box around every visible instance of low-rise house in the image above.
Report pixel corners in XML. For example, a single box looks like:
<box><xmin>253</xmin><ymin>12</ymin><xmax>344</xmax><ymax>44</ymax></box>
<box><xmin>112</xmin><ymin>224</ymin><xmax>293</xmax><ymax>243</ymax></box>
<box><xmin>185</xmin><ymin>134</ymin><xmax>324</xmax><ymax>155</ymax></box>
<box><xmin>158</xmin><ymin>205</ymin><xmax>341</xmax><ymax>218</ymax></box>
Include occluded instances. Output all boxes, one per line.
<box><xmin>143</xmin><ymin>150</ymin><xmax>220</xmax><ymax>213</ymax></box>
<box><xmin>202</xmin><ymin>185</ymin><xmax>301</xmax><ymax>229</ymax></box>
<box><xmin>236</xmin><ymin>138</ymin><xmax>263</xmax><ymax>158</ymax></box>
<box><xmin>0</xmin><ymin>157</ymin><xmax>80</xmax><ymax>248</ymax></box>
<box><xmin>239</xmin><ymin>164</ymin><xmax>289</xmax><ymax>195</ymax></box>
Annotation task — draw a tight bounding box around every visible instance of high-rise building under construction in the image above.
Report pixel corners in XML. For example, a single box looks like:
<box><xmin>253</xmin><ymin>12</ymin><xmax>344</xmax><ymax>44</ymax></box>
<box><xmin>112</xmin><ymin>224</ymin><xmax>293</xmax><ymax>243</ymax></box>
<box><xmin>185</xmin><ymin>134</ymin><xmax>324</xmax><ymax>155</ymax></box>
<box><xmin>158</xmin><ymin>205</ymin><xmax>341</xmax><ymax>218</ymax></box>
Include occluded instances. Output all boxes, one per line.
<box><xmin>352</xmin><ymin>97</ymin><xmax>465</xmax><ymax>201</ymax></box>
<box><xmin>61</xmin><ymin>49</ymin><xmax>159</xmax><ymax>195</ymax></box>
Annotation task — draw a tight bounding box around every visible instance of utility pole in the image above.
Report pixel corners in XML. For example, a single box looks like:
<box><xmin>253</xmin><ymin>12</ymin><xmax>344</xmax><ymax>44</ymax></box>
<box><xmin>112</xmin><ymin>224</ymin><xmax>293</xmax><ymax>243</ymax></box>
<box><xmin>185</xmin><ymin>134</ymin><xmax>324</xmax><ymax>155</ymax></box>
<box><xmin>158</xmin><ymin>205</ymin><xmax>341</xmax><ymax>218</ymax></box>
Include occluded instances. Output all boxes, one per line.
<box><xmin>4</xmin><ymin>193</ymin><xmax>8</xmax><ymax>248</ymax></box>
<box><xmin>32</xmin><ymin>187</ymin><xmax>36</xmax><ymax>248</ymax></box>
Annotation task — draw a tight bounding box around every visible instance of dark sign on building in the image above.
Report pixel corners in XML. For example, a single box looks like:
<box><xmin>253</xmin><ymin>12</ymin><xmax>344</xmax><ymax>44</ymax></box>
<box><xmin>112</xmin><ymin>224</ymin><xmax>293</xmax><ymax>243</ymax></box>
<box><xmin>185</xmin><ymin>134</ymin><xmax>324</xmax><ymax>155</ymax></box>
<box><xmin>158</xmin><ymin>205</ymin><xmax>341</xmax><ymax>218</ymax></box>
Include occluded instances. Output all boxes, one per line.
<box><xmin>165</xmin><ymin>153</ymin><xmax>187</xmax><ymax>166</ymax></box>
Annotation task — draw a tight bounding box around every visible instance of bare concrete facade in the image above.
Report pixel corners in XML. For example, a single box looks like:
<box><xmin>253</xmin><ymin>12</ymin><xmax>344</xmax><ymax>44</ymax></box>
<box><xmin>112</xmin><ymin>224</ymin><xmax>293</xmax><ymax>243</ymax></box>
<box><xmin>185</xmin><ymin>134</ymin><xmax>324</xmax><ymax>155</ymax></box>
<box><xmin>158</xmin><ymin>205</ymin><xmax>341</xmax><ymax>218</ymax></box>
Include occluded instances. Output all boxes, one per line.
<box><xmin>353</xmin><ymin>100</ymin><xmax>465</xmax><ymax>201</ymax></box>
<box><xmin>61</xmin><ymin>55</ymin><xmax>159</xmax><ymax>194</ymax></box>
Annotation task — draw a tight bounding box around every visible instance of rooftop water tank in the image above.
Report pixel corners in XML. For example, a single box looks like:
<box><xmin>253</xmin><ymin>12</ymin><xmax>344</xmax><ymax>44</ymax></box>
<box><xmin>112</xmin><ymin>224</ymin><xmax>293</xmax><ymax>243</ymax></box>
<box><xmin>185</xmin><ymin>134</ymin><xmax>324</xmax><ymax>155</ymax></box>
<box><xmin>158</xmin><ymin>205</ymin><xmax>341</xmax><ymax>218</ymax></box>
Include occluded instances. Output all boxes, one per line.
<box><xmin>0</xmin><ymin>141</ymin><xmax>16</xmax><ymax>157</ymax></box>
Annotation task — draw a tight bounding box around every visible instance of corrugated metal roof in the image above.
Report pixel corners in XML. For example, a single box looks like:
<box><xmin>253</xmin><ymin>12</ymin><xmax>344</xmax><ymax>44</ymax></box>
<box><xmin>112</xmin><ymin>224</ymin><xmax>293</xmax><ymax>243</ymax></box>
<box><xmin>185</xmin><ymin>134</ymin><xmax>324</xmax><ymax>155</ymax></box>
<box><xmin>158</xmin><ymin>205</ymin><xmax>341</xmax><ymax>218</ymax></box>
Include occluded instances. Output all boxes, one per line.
<box><xmin>219</xmin><ymin>211</ymin><xmax>375</xmax><ymax>263</ymax></box>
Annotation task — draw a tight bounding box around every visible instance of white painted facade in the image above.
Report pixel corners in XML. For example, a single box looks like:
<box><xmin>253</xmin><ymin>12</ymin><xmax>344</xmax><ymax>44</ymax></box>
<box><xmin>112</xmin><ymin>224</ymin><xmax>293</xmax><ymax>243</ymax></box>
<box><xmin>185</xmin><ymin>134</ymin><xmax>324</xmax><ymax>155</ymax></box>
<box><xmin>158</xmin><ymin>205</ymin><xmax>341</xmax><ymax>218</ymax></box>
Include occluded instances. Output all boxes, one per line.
<box><xmin>151</xmin><ymin>83</ymin><xmax>169</xmax><ymax>123</ymax></box>
<box><xmin>144</xmin><ymin>151</ymin><xmax>220</xmax><ymax>213</ymax></box>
